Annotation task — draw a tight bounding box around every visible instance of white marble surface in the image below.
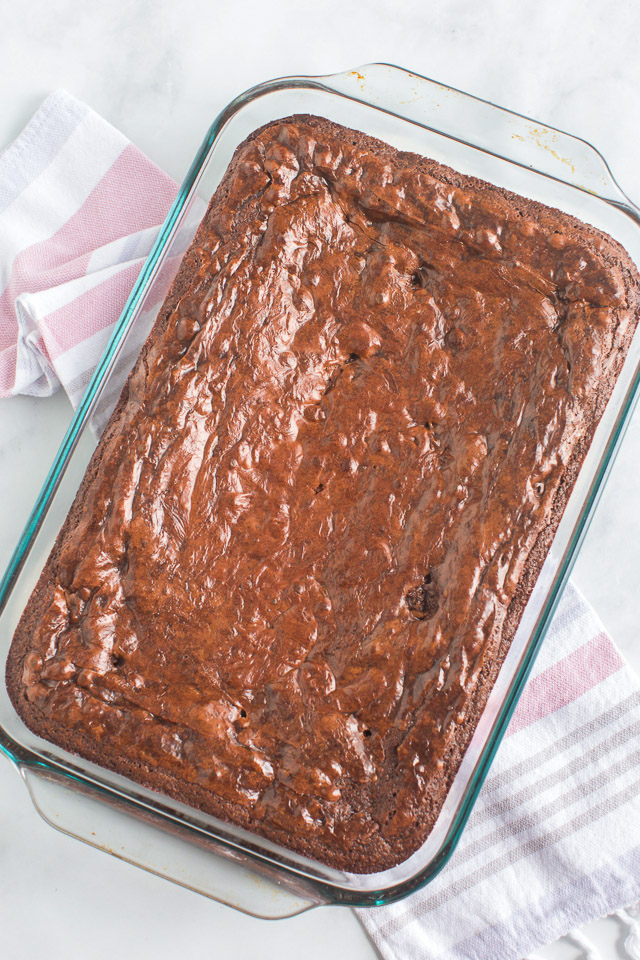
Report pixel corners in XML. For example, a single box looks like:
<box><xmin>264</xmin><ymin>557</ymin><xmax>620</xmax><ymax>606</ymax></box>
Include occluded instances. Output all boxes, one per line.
<box><xmin>0</xmin><ymin>1</ymin><xmax>639</xmax><ymax>957</ymax></box>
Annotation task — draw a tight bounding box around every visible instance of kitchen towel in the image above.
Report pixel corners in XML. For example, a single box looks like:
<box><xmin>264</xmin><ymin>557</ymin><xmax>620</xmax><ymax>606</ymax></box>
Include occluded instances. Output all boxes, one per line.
<box><xmin>2</xmin><ymin>92</ymin><xmax>640</xmax><ymax>960</ymax></box>
<box><xmin>0</xmin><ymin>90</ymin><xmax>177</xmax><ymax>406</ymax></box>
<box><xmin>357</xmin><ymin>581</ymin><xmax>640</xmax><ymax>960</ymax></box>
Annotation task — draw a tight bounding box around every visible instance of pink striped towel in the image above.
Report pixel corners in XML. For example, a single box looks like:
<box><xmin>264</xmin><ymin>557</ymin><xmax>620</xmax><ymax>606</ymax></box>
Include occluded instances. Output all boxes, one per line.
<box><xmin>0</xmin><ymin>90</ymin><xmax>176</xmax><ymax>405</ymax></box>
<box><xmin>2</xmin><ymin>93</ymin><xmax>640</xmax><ymax>960</ymax></box>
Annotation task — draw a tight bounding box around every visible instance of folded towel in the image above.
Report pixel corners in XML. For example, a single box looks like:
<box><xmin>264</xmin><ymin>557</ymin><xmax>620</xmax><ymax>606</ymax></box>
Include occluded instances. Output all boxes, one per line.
<box><xmin>2</xmin><ymin>92</ymin><xmax>640</xmax><ymax>960</ymax></box>
<box><xmin>0</xmin><ymin>90</ymin><xmax>176</xmax><ymax>405</ymax></box>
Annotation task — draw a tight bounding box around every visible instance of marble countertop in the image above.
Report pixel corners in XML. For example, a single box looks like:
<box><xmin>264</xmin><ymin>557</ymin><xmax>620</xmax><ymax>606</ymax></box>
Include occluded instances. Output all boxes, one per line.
<box><xmin>1</xmin><ymin>2</ymin><xmax>639</xmax><ymax>957</ymax></box>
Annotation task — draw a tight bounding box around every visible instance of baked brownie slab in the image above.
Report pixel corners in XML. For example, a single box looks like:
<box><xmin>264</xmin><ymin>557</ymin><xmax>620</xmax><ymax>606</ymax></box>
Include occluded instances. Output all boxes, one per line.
<box><xmin>7</xmin><ymin>116</ymin><xmax>640</xmax><ymax>872</ymax></box>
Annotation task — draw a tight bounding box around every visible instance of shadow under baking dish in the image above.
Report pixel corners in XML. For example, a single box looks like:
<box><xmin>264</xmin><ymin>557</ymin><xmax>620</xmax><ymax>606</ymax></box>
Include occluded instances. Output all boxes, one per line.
<box><xmin>1</xmin><ymin>63</ymin><xmax>640</xmax><ymax>918</ymax></box>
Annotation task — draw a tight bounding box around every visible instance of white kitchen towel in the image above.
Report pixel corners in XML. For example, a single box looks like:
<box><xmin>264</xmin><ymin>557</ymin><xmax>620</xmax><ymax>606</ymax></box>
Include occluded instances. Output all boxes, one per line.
<box><xmin>0</xmin><ymin>90</ymin><xmax>177</xmax><ymax>406</ymax></box>
<box><xmin>358</xmin><ymin>581</ymin><xmax>640</xmax><ymax>960</ymax></box>
<box><xmin>2</xmin><ymin>93</ymin><xmax>640</xmax><ymax>960</ymax></box>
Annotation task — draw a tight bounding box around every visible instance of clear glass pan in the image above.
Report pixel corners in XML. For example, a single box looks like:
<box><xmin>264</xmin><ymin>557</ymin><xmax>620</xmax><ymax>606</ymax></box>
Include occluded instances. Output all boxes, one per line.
<box><xmin>1</xmin><ymin>63</ymin><xmax>640</xmax><ymax>919</ymax></box>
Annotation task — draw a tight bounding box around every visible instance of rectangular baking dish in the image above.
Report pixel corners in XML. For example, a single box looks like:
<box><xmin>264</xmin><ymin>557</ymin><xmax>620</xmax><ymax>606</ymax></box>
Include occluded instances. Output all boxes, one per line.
<box><xmin>1</xmin><ymin>63</ymin><xmax>640</xmax><ymax>919</ymax></box>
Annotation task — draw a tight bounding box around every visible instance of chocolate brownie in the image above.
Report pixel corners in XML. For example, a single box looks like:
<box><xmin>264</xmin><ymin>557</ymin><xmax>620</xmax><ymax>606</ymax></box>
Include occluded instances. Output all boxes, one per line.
<box><xmin>6</xmin><ymin>116</ymin><xmax>640</xmax><ymax>872</ymax></box>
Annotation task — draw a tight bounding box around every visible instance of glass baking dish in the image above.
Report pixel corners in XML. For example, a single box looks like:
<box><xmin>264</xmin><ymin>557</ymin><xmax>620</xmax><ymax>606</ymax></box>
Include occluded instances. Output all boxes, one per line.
<box><xmin>1</xmin><ymin>63</ymin><xmax>640</xmax><ymax>919</ymax></box>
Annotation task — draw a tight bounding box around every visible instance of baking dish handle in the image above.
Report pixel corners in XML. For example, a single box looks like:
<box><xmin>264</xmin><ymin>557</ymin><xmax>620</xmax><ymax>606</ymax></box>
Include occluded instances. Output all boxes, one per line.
<box><xmin>321</xmin><ymin>64</ymin><xmax>640</xmax><ymax>215</ymax></box>
<box><xmin>19</xmin><ymin>763</ymin><xmax>324</xmax><ymax>919</ymax></box>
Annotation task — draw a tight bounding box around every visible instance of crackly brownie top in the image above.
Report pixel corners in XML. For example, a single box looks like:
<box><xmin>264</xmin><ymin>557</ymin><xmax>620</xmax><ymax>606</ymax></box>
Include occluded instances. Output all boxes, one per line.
<box><xmin>13</xmin><ymin>116</ymin><xmax>634</xmax><ymax>871</ymax></box>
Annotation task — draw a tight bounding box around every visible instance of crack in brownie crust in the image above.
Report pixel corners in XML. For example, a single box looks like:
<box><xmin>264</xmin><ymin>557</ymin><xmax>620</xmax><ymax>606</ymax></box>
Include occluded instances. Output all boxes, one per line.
<box><xmin>6</xmin><ymin>115</ymin><xmax>640</xmax><ymax>873</ymax></box>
